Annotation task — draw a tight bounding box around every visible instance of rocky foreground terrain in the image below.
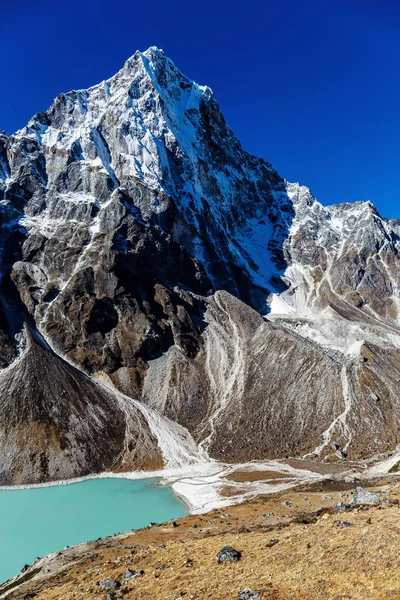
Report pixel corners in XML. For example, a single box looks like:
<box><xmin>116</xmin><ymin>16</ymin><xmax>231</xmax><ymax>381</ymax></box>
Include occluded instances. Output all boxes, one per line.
<box><xmin>0</xmin><ymin>46</ymin><xmax>399</xmax><ymax>482</ymax></box>
<box><xmin>3</xmin><ymin>472</ymin><xmax>400</xmax><ymax>600</ymax></box>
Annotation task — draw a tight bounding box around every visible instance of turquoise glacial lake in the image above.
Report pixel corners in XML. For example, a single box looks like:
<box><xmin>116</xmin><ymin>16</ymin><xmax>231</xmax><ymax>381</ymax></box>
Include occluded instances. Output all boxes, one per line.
<box><xmin>0</xmin><ymin>477</ymin><xmax>187</xmax><ymax>584</ymax></box>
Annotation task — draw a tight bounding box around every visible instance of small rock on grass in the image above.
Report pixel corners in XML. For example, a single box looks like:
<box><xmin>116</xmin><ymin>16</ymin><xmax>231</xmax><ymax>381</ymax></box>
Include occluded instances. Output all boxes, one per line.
<box><xmin>121</xmin><ymin>569</ymin><xmax>134</xmax><ymax>583</ymax></box>
<box><xmin>99</xmin><ymin>579</ymin><xmax>119</xmax><ymax>590</ymax></box>
<box><xmin>129</xmin><ymin>569</ymin><xmax>144</xmax><ymax>579</ymax></box>
<box><xmin>336</xmin><ymin>521</ymin><xmax>354</xmax><ymax>528</ymax></box>
<box><xmin>335</xmin><ymin>502</ymin><xmax>351</xmax><ymax>511</ymax></box>
<box><xmin>217</xmin><ymin>545</ymin><xmax>241</xmax><ymax>562</ymax></box>
<box><xmin>352</xmin><ymin>487</ymin><xmax>381</xmax><ymax>505</ymax></box>
<box><xmin>239</xmin><ymin>589</ymin><xmax>260</xmax><ymax>600</ymax></box>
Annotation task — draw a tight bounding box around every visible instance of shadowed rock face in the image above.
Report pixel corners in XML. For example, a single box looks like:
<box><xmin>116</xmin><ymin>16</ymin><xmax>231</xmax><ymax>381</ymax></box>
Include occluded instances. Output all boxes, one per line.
<box><xmin>0</xmin><ymin>305</ymin><xmax>15</xmax><ymax>368</ymax></box>
<box><xmin>0</xmin><ymin>330</ymin><xmax>164</xmax><ymax>484</ymax></box>
<box><xmin>0</xmin><ymin>47</ymin><xmax>399</xmax><ymax>480</ymax></box>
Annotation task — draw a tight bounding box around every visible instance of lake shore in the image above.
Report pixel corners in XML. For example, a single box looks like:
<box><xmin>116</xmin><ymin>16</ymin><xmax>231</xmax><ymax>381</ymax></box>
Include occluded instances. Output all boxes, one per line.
<box><xmin>2</xmin><ymin>473</ymin><xmax>400</xmax><ymax>600</ymax></box>
<box><xmin>0</xmin><ymin>458</ymin><xmax>357</xmax><ymax>513</ymax></box>
<box><xmin>3</xmin><ymin>448</ymin><xmax>398</xmax><ymax>514</ymax></box>
<box><xmin>0</xmin><ymin>478</ymin><xmax>186</xmax><ymax>585</ymax></box>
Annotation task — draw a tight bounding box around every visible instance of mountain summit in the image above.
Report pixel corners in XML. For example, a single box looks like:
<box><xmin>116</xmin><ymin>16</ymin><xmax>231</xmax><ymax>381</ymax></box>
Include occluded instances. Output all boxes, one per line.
<box><xmin>0</xmin><ymin>48</ymin><xmax>399</xmax><ymax>483</ymax></box>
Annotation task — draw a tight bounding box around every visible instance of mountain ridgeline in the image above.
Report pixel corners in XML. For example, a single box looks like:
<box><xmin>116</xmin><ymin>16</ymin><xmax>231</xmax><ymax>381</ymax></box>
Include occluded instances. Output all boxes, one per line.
<box><xmin>0</xmin><ymin>47</ymin><xmax>399</xmax><ymax>483</ymax></box>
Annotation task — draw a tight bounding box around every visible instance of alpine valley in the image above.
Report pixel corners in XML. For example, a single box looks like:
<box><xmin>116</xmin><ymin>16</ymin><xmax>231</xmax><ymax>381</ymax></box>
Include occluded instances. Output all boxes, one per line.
<box><xmin>0</xmin><ymin>47</ymin><xmax>399</xmax><ymax>487</ymax></box>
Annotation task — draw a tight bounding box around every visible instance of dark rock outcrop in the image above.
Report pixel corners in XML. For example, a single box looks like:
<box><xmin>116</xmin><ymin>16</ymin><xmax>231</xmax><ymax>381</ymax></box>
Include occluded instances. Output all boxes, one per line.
<box><xmin>216</xmin><ymin>545</ymin><xmax>241</xmax><ymax>563</ymax></box>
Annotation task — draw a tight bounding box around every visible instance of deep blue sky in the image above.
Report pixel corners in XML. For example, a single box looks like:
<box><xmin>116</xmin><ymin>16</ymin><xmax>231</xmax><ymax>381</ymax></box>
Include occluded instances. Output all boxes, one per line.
<box><xmin>1</xmin><ymin>0</ymin><xmax>399</xmax><ymax>218</ymax></box>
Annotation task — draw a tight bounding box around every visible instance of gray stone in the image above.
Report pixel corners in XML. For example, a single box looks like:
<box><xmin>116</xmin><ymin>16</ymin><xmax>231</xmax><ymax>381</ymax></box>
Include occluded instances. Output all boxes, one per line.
<box><xmin>336</xmin><ymin>521</ymin><xmax>354</xmax><ymax>528</ymax></box>
<box><xmin>352</xmin><ymin>487</ymin><xmax>381</xmax><ymax>506</ymax></box>
<box><xmin>98</xmin><ymin>579</ymin><xmax>119</xmax><ymax>590</ymax></box>
<box><xmin>238</xmin><ymin>589</ymin><xmax>260</xmax><ymax>600</ymax></box>
<box><xmin>134</xmin><ymin>569</ymin><xmax>145</xmax><ymax>577</ymax></box>
<box><xmin>217</xmin><ymin>545</ymin><xmax>241</xmax><ymax>563</ymax></box>
<box><xmin>121</xmin><ymin>569</ymin><xmax>134</xmax><ymax>583</ymax></box>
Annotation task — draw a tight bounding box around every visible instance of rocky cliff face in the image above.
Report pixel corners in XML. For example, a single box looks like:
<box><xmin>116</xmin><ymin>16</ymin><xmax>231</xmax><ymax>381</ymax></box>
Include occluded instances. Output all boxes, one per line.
<box><xmin>0</xmin><ymin>47</ymin><xmax>399</xmax><ymax>482</ymax></box>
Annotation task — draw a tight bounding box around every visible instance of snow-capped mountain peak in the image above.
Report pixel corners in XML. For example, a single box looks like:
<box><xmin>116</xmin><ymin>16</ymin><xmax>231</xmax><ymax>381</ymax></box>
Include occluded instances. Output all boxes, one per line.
<box><xmin>0</xmin><ymin>49</ymin><xmax>399</xmax><ymax>483</ymax></box>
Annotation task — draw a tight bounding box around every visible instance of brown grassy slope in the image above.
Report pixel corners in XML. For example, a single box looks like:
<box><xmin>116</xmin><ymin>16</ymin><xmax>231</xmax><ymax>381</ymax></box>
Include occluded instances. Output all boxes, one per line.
<box><xmin>3</xmin><ymin>478</ymin><xmax>400</xmax><ymax>600</ymax></box>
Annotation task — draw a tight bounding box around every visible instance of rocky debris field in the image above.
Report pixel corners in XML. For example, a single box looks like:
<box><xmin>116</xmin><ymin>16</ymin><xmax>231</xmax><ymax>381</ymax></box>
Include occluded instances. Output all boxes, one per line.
<box><xmin>3</xmin><ymin>476</ymin><xmax>400</xmax><ymax>600</ymax></box>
